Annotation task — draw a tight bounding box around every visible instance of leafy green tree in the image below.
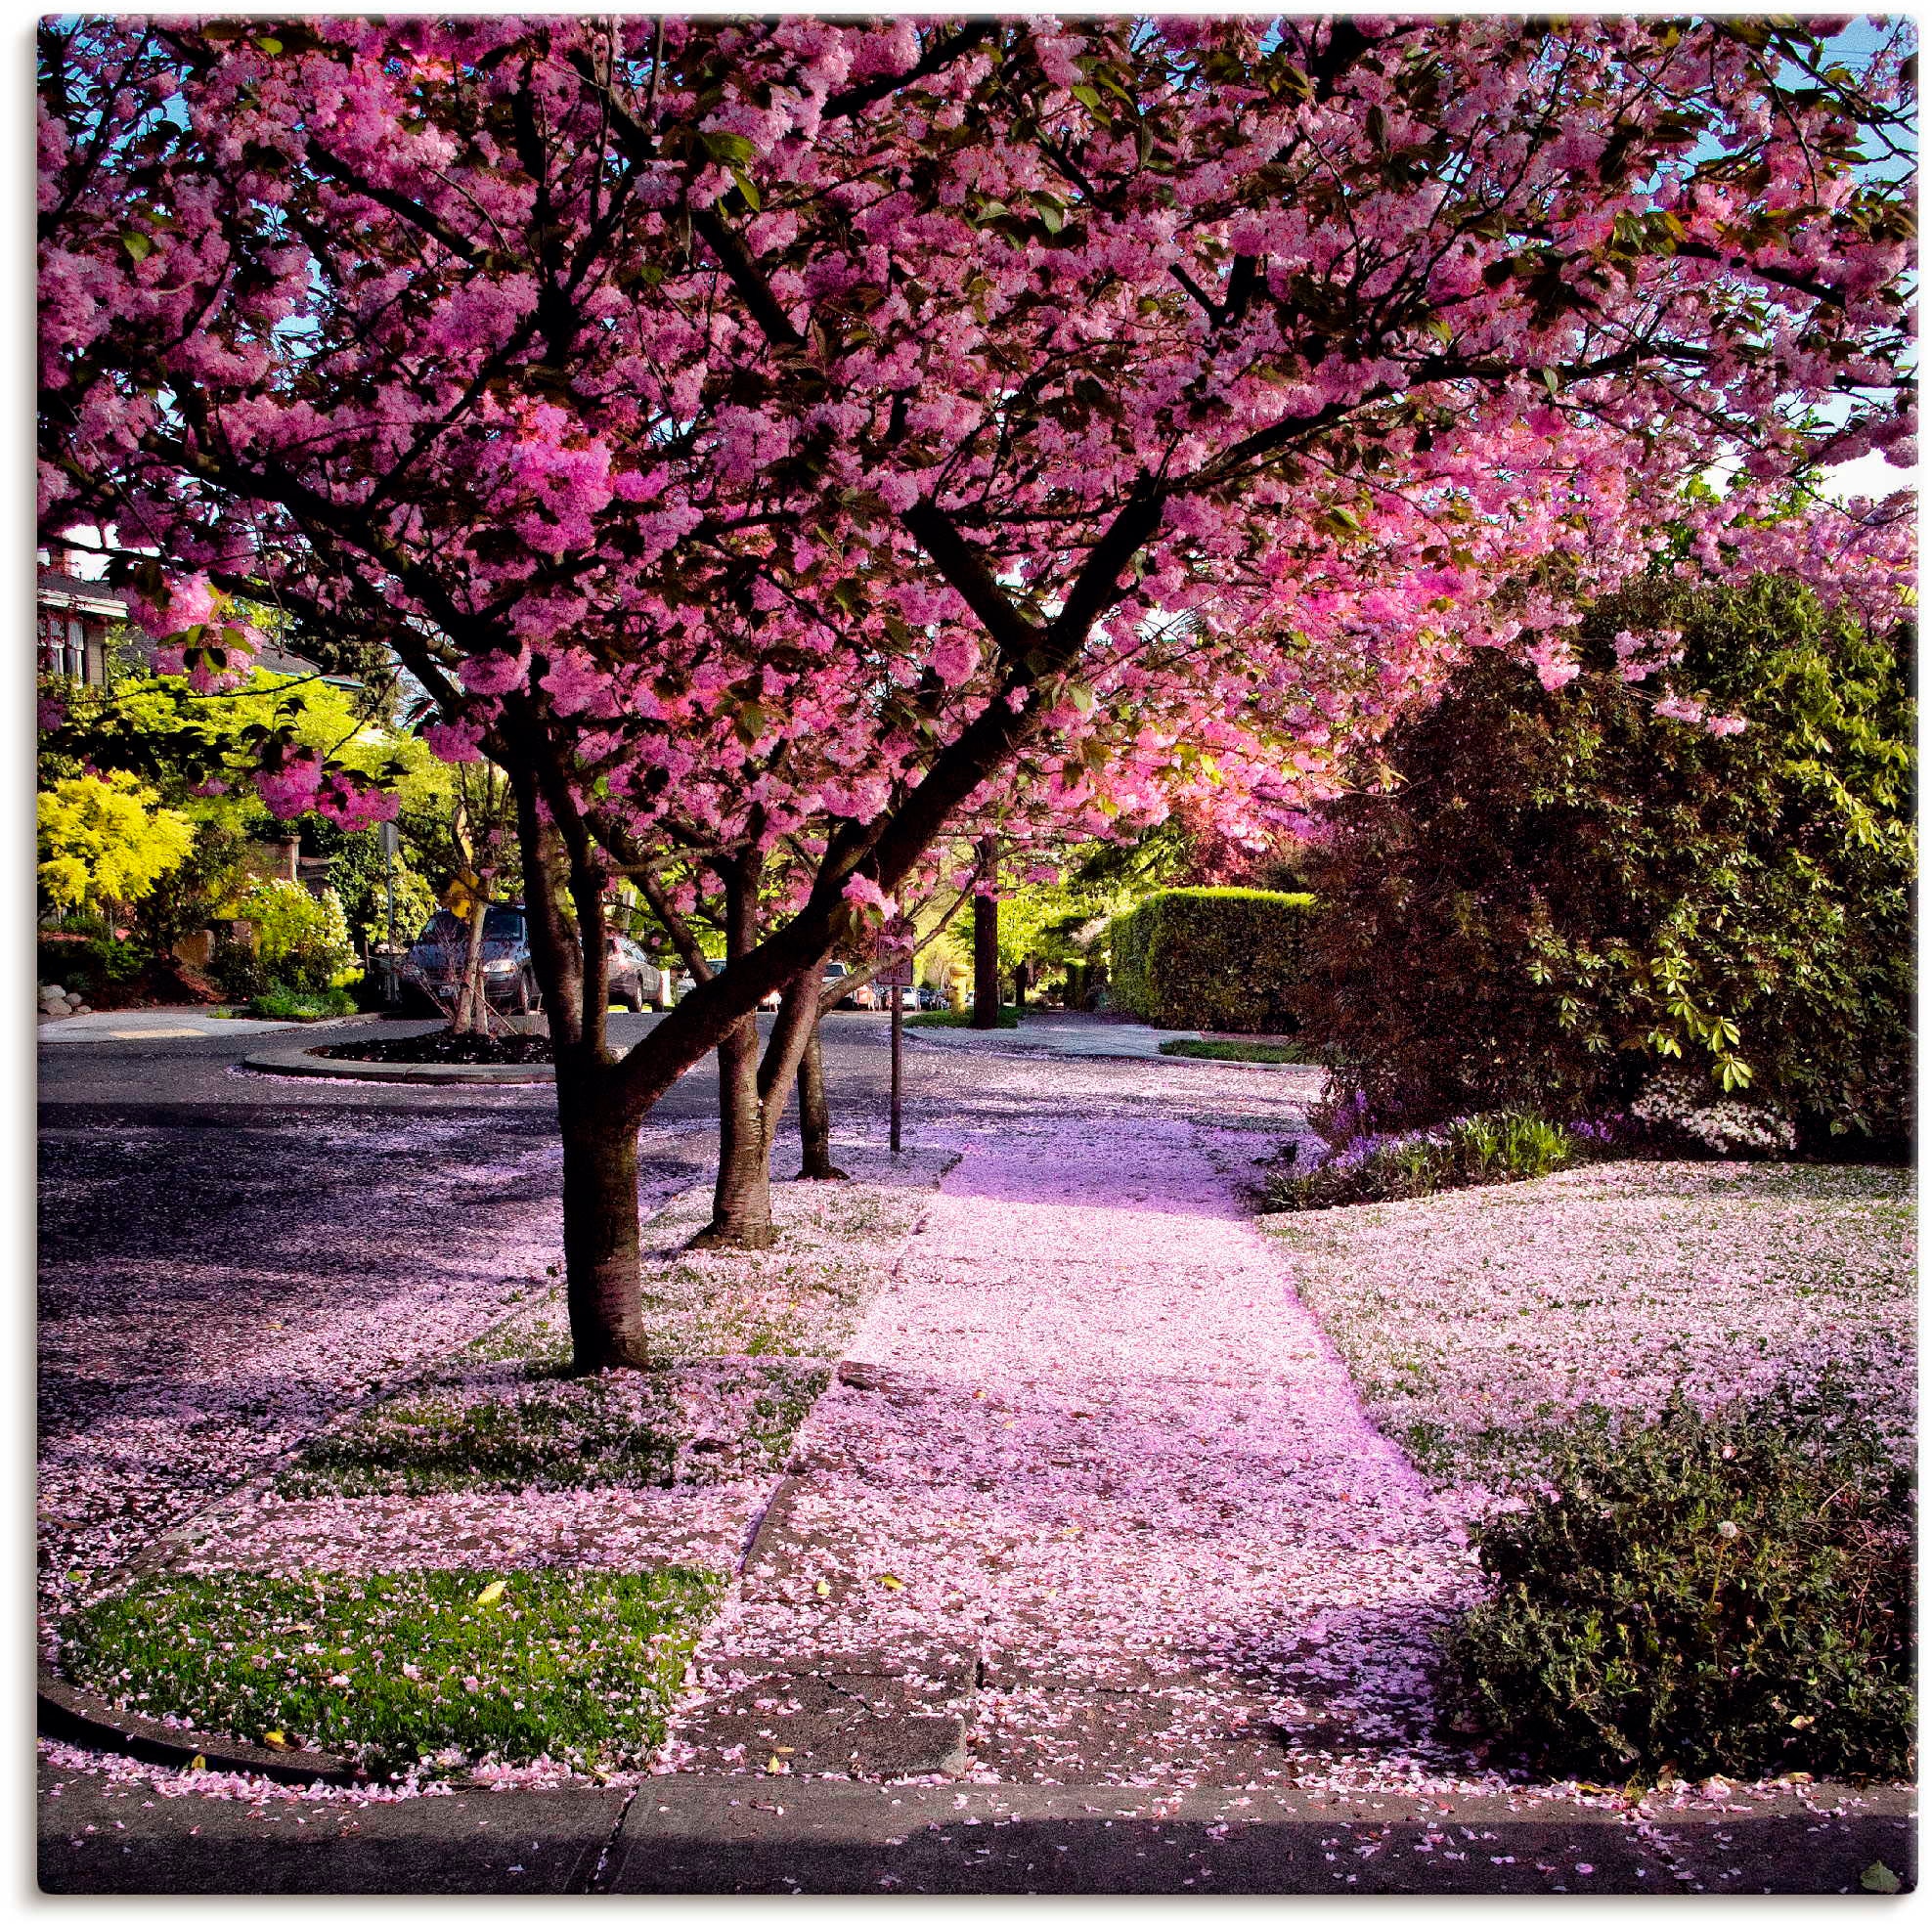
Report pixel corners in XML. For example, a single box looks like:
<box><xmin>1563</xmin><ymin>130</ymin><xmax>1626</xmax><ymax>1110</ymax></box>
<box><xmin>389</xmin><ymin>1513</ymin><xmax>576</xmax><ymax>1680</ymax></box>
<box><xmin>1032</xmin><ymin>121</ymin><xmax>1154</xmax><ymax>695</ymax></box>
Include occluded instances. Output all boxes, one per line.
<box><xmin>1299</xmin><ymin>576</ymin><xmax>1914</xmax><ymax>1152</ymax></box>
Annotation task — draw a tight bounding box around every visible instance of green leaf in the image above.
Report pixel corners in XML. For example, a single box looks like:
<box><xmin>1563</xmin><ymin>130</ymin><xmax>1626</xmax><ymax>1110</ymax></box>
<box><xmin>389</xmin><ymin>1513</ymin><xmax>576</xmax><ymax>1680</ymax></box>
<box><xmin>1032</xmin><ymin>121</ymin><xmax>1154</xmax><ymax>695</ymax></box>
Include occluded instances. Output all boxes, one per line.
<box><xmin>728</xmin><ymin>166</ymin><xmax>762</xmax><ymax>212</ymax></box>
<box><xmin>1861</xmin><ymin>1863</ymin><xmax>1902</xmax><ymax>1895</ymax></box>
<box><xmin>119</xmin><ymin>229</ymin><xmax>153</xmax><ymax>263</ymax></box>
<box><xmin>701</xmin><ymin>130</ymin><xmax>757</xmax><ymax>167</ymax></box>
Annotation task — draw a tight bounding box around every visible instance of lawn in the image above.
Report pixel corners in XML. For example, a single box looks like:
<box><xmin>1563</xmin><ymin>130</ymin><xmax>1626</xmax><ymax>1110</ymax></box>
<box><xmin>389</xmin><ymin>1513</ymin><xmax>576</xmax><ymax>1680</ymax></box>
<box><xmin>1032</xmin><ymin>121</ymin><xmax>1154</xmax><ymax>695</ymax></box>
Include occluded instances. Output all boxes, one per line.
<box><xmin>1263</xmin><ymin>1159</ymin><xmax>1914</xmax><ymax>1492</ymax></box>
<box><xmin>63</xmin><ymin>1568</ymin><xmax>718</xmax><ymax>1776</ymax></box>
<box><xmin>1159</xmin><ymin>1037</ymin><xmax>1311</xmax><ymax>1064</ymax></box>
<box><xmin>61</xmin><ymin>1174</ymin><xmax>935</xmax><ymax>1780</ymax></box>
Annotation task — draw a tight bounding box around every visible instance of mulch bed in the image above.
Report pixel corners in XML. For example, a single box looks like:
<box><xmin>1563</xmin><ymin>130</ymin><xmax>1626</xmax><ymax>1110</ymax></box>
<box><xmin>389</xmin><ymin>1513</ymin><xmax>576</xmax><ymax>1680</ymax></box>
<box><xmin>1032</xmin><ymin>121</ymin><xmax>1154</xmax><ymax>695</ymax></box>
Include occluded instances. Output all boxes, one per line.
<box><xmin>314</xmin><ymin>1028</ymin><xmax>554</xmax><ymax>1066</ymax></box>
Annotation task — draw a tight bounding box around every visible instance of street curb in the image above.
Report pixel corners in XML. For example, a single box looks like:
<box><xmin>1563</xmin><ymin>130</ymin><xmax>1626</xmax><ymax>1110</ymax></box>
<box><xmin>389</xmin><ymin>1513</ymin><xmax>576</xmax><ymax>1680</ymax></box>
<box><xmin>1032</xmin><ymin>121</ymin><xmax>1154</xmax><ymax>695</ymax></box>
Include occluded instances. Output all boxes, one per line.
<box><xmin>241</xmin><ymin>1043</ymin><xmax>557</xmax><ymax>1085</ymax></box>
<box><xmin>38</xmin><ymin>1671</ymin><xmax>360</xmax><ymax>1787</ymax></box>
<box><xmin>36</xmin><ymin>1763</ymin><xmax>1916</xmax><ymax>1897</ymax></box>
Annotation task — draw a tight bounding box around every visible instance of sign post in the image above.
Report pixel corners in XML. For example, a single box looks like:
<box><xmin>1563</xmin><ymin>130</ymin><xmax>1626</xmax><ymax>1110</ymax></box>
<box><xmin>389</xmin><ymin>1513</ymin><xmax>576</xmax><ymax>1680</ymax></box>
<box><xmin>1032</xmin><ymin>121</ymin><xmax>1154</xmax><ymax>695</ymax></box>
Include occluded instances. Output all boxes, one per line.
<box><xmin>376</xmin><ymin>817</ymin><xmax>401</xmax><ymax>1007</ymax></box>
<box><xmin>876</xmin><ymin>949</ymin><xmax>915</xmax><ymax>1155</ymax></box>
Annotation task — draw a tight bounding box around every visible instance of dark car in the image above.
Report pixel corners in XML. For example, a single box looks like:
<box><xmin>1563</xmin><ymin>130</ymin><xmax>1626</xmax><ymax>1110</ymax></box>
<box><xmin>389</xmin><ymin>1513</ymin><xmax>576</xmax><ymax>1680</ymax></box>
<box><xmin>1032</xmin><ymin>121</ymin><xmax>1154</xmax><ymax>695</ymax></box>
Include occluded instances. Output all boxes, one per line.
<box><xmin>675</xmin><ymin>958</ymin><xmax>784</xmax><ymax>1010</ymax></box>
<box><xmin>403</xmin><ymin>912</ymin><xmax>660</xmax><ymax>1015</ymax></box>
<box><xmin>402</xmin><ymin>905</ymin><xmax>541</xmax><ymax>1014</ymax></box>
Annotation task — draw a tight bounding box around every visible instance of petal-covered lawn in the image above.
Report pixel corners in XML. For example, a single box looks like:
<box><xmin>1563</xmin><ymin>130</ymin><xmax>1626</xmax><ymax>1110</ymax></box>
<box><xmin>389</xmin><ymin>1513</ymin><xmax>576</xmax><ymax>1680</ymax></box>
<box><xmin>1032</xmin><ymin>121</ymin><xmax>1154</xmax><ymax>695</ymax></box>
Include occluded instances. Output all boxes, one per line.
<box><xmin>1261</xmin><ymin>1159</ymin><xmax>1915</xmax><ymax>1498</ymax></box>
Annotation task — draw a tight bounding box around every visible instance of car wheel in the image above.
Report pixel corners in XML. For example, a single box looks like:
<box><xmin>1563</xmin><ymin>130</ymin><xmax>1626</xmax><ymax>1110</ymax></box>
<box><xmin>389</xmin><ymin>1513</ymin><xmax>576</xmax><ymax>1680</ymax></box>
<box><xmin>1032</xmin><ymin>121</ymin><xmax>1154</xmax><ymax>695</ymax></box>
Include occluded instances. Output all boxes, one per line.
<box><xmin>514</xmin><ymin>971</ymin><xmax>534</xmax><ymax>1016</ymax></box>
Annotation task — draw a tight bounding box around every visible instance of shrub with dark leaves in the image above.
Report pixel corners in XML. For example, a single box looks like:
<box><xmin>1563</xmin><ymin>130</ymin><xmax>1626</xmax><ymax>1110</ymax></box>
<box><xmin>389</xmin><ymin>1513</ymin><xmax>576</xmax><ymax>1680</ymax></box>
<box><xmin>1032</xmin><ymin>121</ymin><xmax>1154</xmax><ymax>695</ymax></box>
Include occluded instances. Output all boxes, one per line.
<box><xmin>1443</xmin><ymin>1381</ymin><xmax>1915</xmax><ymax>1784</ymax></box>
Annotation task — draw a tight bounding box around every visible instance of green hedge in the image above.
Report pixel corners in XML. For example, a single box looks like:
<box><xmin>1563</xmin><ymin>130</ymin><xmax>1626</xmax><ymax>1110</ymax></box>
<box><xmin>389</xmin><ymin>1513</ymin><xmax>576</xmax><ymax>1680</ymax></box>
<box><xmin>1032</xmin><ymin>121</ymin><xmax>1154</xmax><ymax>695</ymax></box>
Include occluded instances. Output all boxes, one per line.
<box><xmin>1107</xmin><ymin>887</ymin><xmax>1315</xmax><ymax>1031</ymax></box>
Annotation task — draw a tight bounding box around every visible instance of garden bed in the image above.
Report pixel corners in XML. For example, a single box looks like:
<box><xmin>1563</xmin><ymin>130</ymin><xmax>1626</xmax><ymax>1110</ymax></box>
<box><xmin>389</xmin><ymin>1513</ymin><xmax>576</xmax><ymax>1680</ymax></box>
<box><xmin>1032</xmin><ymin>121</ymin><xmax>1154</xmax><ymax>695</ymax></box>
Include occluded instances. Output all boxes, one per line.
<box><xmin>315</xmin><ymin>1028</ymin><xmax>554</xmax><ymax>1066</ymax></box>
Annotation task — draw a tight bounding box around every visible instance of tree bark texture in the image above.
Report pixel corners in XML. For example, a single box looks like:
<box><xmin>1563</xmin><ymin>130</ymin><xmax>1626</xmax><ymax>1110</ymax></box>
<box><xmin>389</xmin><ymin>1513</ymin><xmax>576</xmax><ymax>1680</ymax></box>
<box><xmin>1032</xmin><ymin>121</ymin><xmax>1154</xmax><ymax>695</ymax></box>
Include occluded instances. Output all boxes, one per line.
<box><xmin>695</xmin><ymin>1008</ymin><xmax>778</xmax><ymax>1247</ymax></box>
<box><xmin>555</xmin><ymin>1067</ymin><xmax>651</xmax><ymax>1371</ymax></box>
<box><xmin>795</xmin><ymin>1014</ymin><xmax>847</xmax><ymax>1179</ymax></box>
<box><xmin>972</xmin><ymin>889</ymin><xmax>1000</xmax><ymax>1028</ymax></box>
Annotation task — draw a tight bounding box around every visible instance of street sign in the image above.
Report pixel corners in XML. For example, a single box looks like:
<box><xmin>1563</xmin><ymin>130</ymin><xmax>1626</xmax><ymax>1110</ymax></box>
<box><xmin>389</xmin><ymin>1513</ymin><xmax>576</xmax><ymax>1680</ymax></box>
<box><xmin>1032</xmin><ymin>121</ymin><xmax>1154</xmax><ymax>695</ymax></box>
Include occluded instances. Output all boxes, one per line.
<box><xmin>875</xmin><ymin>950</ymin><xmax>915</xmax><ymax>988</ymax></box>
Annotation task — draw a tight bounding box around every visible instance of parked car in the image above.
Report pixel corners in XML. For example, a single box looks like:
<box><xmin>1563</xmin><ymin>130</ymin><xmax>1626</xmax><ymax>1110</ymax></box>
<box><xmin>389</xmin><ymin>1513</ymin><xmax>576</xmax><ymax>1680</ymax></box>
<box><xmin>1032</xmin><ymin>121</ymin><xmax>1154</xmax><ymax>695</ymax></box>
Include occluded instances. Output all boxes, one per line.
<box><xmin>402</xmin><ymin>904</ymin><xmax>541</xmax><ymax>1014</ymax></box>
<box><xmin>604</xmin><ymin>934</ymin><xmax>660</xmax><ymax>1011</ymax></box>
<box><xmin>674</xmin><ymin>958</ymin><xmax>784</xmax><ymax>1010</ymax></box>
<box><xmin>822</xmin><ymin>960</ymin><xmax>880</xmax><ymax>1011</ymax></box>
<box><xmin>917</xmin><ymin>985</ymin><xmax>943</xmax><ymax>1011</ymax></box>
<box><xmin>895</xmin><ymin>984</ymin><xmax>922</xmax><ymax>1011</ymax></box>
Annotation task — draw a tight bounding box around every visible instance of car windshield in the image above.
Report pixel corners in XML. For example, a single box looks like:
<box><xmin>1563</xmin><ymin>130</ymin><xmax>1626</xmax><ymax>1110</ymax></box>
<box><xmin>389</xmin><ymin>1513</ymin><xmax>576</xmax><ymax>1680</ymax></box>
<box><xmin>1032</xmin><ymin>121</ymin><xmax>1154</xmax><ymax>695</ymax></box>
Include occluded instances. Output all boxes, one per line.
<box><xmin>416</xmin><ymin>907</ymin><xmax>525</xmax><ymax>942</ymax></box>
<box><xmin>822</xmin><ymin>962</ymin><xmax>849</xmax><ymax>978</ymax></box>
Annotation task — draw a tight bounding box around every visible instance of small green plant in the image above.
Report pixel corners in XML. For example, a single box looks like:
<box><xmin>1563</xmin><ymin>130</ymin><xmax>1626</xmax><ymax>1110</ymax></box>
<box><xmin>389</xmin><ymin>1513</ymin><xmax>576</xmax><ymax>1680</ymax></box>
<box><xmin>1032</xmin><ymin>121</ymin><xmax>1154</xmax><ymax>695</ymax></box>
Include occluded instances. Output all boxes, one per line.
<box><xmin>63</xmin><ymin>1567</ymin><xmax>718</xmax><ymax>1775</ymax></box>
<box><xmin>1264</xmin><ymin>1109</ymin><xmax>1585</xmax><ymax>1210</ymax></box>
<box><xmin>1443</xmin><ymin>1381</ymin><xmax>1915</xmax><ymax>1784</ymax></box>
<box><xmin>249</xmin><ymin>984</ymin><xmax>359</xmax><ymax>1021</ymax></box>
<box><xmin>279</xmin><ymin>1362</ymin><xmax>829</xmax><ymax>1497</ymax></box>
<box><xmin>906</xmin><ymin>1006</ymin><xmax>1020</xmax><ymax>1029</ymax></box>
<box><xmin>1160</xmin><ymin>1038</ymin><xmax>1310</xmax><ymax>1064</ymax></box>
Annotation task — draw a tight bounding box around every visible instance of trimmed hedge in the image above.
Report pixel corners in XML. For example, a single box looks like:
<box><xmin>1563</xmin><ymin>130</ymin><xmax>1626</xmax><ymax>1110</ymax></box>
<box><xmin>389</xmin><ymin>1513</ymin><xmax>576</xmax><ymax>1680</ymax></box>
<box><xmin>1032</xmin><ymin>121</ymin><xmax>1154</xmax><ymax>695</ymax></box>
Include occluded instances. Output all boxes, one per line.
<box><xmin>1107</xmin><ymin>887</ymin><xmax>1315</xmax><ymax>1031</ymax></box>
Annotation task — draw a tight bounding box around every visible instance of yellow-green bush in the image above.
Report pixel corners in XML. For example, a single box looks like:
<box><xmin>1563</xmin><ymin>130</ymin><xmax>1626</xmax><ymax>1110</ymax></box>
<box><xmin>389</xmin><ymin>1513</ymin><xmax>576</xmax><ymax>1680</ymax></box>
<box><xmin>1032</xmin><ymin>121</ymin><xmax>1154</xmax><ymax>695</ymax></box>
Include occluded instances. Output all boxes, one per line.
<box><xmin>1107</xmin><ymin>887</ymin><xmax>1315</xmax><ymax>1031</ymax></box>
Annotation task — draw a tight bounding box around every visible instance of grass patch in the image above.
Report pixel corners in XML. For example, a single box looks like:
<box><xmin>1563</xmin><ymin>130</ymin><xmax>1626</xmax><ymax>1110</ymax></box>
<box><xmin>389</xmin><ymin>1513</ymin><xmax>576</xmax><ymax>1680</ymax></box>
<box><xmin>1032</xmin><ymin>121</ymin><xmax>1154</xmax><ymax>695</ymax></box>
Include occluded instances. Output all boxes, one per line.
<box><xmin>1268</xmin><ymin>1162</ymin><xmax>1914</xmax><ymax>1493</ymax></box>
<box><xmin>249</xmin><ymin>985</ymin><xmax>359</xmax><ymax>1022</ymax></box>
<box><xmin>1444</xmin><ymin>1379</ymin><xmax>1914</xmax><ymax>1784</ymax></box>
<box><xmin>278</xmin><ymin>1361</ymin><xmax>829</xmax><ymax>1497</ymax></box>
<box><xmin>1263</xmin><ymin>1109</ymin><xmax>1585</xmax><ymax>1210</ymax></box>
<box><xmin>1160</xmin><ymin>1037</ymin><xmax>1310</xmax><ymax>1064</ymax></box>
<box><xmin>906</xmin><ymin>1006</ymin><xmax>1020</xmax><ymax>1029</ymax></box>
<box><xmin>64</xmin><ymin>1568</ymin><xmax>718</xmax><ymax>1776</ymax></box>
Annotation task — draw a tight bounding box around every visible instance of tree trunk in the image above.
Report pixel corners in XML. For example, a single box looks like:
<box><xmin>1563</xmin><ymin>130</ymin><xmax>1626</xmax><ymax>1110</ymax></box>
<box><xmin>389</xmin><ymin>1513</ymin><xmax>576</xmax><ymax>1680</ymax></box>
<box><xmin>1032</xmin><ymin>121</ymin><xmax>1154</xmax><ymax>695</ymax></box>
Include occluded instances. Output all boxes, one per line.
<box><xmin>692</xmin><ymin>850</ymin><xmax>780</xmax><ymax>1248</ymax></box>
<box><xmin>693</xmin><ymin>1008</ymin><xmax>777</xmax><ymax>1247</ymax></box>
<box><xmin>453</xmin><ymin>888</ymin><xmax>490</xmax><ymax>1033</ymax></box>
<box><xmin>795</xmin><ymin>1011</ymin><xmax>848</xmax><ymax>1179</ymax></box>
<box><xmin>1013</xmin><ymin>960</ymin><xmax>1030</xmax><ymax>1010</ymax></box>
<box><xmin>554</xmin><ymin>1063</ymin><xmax>651</xmax><ymax>1370</ymax></box>
<box><xmin>972</xmin><ymin>891</ymin><xmax>1000</xmax><ymax>1028</ymax></box>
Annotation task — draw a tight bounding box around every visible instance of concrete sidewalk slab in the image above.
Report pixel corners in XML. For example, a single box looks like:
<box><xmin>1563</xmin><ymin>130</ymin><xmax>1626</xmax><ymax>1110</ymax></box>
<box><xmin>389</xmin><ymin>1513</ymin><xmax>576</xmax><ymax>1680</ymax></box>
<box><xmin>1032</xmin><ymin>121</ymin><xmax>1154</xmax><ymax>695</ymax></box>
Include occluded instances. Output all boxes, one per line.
<box><xmin>37</xmin><ymin>1005</ymin><xmax>338</xmax><ymax>1042</ymax></box>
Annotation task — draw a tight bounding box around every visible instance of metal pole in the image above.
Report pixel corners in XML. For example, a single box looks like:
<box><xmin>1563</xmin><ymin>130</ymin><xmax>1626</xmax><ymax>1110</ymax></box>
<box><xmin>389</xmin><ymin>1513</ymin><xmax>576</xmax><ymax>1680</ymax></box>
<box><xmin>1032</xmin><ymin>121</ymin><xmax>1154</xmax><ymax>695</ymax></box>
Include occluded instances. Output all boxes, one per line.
<box><xmin>379</xmin><ymin>817</ymin><xmax>399</xmax><ymax>1007</ymax></box>
<box><xmin>890</xmin><ymin>990</ymin><xmax>903</xmax><ymax>1155</ymax></box>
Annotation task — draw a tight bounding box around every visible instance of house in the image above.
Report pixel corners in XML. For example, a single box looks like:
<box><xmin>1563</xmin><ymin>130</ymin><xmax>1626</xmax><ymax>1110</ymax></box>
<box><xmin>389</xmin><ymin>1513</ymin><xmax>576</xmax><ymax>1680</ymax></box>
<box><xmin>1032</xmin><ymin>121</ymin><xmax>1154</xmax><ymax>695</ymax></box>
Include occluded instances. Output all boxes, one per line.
<box><xmin>35</xmin><ymin>571</ymin><xmax>121</xmax><ymax>686</ymax></box>
<box><xmin>36</xmin><ymin>561</ymin><xmax>334</xmax><ymax>685</ymax></box>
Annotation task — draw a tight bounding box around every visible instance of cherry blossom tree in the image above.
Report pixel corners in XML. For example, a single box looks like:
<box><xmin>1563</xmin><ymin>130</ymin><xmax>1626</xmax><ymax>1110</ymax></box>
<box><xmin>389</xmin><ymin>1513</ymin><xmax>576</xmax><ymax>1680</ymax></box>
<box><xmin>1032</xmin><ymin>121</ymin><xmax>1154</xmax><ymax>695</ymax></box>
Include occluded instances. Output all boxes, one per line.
<box><xmin>39</xmin><ymin>16</ymin><xmax>1913</xmax><ymax>1371</ymax></box>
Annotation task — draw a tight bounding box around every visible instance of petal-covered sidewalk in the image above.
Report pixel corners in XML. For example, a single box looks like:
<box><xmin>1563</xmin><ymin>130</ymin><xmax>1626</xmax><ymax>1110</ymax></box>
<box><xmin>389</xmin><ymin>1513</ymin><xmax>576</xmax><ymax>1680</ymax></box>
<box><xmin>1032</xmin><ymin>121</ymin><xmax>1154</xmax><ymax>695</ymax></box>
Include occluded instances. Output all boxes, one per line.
<box><xmin>663</xmin><ymin>1111</ymin><xmax>1483</xmax><ymax>1791</ymax></box>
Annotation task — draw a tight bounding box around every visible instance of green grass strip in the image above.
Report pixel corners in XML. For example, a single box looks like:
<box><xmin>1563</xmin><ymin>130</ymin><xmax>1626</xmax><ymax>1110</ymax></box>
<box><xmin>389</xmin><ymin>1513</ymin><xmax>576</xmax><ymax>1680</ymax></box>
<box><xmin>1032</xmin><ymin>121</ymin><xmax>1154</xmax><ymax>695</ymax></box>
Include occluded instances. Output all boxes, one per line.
<box><xmin>65</xmin><ymin>1568</ymin><xmax>720</xmax><ymax>1776</ymax></box>
<box><xmin>905</xmin><ymin>1006</ymin><xmax>1020</xmax><ymax>1028</ymax></box>
<box><xmin>278</xmin><ymin>1363</ymin><xmax>829</xmax><ymax>1498</ymax></box>
<box><xmin>1160</xmin><ymin>1037</ymin><xmax>1310</xmax><ymax>1063</ymax></box>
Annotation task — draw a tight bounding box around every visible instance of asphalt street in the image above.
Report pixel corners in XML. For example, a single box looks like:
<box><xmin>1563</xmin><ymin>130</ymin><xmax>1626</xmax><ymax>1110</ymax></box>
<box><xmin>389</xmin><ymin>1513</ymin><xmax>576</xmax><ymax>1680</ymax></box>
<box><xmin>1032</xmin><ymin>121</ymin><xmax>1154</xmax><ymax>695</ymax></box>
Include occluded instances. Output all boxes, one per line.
<box><xmin>36</xmin><ymin>1008</ymin><xmax>901</xmax><ymax>1120</ymax></box>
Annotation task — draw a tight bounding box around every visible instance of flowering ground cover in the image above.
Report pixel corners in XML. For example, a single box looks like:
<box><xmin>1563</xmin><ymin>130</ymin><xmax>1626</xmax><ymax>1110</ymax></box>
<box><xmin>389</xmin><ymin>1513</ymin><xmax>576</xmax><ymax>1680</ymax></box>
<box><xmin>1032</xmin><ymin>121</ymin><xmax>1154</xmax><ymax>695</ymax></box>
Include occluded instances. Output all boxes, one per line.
<box><xmin>1262</xmin><ymin>1160</ymin><xmax>1915</xmax><ymax>1496</ymax></box>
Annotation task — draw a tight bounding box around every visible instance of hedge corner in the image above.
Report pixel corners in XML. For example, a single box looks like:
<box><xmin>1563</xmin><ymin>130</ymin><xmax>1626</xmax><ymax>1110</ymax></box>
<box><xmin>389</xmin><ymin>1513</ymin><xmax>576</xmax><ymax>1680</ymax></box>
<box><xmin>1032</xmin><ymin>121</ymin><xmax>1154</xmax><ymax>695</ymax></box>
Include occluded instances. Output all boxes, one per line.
<box><xmin>1106</xmin><ymin>887</ymin><xmax>1314</xmax><ymax>1032</ymax></box>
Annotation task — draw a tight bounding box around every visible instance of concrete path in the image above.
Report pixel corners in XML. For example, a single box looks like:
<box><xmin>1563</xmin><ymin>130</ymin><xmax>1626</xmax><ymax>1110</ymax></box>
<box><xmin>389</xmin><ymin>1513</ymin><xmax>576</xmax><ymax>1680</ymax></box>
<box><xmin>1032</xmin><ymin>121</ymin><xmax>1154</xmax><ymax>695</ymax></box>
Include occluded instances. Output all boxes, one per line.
<box><xmin>660</xmin><ymin>1108</ymin><xmax>1475</xmax><ymax>1791</ymax></box>
<box><xmin>909</xmin><ymin>1010</ymin><xmax>1201</xmax><ymax>1060</ymax></box>
<box><xmin>36</xmin><ymin>1005</ymin><xmax>345</xmax><ymax>1043</ymax></box>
